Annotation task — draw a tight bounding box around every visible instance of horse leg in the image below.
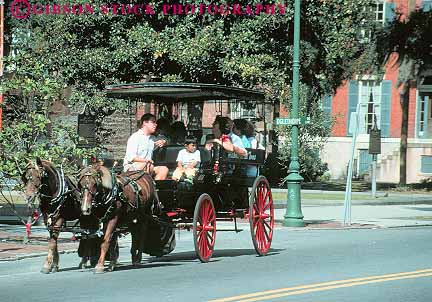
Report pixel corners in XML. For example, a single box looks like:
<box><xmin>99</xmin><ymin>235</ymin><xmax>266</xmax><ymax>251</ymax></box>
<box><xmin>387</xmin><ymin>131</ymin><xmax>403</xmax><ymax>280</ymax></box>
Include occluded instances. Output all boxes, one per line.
<box><xmin>41</xmin><ymin>217</ymin><xmax>63</xmax><ymax>274</ymax></box>
<box><xmin>78</xmin><ymin>257</ymin><xmax>89</xmax><ymax>269</ymax></box>
<box><xmin>136</xmin><ymin>221</ymin><xmax>147</xmax><ymax>264</ymax></box>
<box><xmin>108</xmin><ymin>232</ymin><xmax>119</xmax><ymax>272</ymax></box>
<box><xmin>95</xmin><ymin>216</ymin><xmax>118</xmax><ymax>274</ymax></box>
<box><xmin>130</xmin><ymin>223</ymin><xmax>142</xmax><ymax>265</ymax></box>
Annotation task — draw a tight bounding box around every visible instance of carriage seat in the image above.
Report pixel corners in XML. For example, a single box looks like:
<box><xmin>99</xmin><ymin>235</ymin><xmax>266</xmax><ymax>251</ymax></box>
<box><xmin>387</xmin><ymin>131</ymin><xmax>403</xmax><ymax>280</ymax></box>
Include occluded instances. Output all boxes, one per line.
<box><xmin>152</xmin><ymin>145</ymin><xmax>211</xmax><ymax>175</ymax></box>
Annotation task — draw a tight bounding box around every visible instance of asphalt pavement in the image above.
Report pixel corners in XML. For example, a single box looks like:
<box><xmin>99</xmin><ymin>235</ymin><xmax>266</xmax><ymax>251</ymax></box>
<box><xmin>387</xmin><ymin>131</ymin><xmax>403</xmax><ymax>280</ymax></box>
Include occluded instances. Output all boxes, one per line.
<box><xmin>1</xmin><ymin>189</ymin><xmax>432</xmax><ymax>261</ymax></box>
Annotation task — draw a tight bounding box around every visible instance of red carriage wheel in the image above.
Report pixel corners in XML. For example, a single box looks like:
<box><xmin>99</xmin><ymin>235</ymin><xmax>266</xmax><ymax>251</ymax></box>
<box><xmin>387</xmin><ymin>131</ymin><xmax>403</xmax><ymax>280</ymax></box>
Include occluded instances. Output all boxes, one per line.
<box><xmin>249</xmin><ymin>176</ymin><xmax>274</xmax><ymax>256</ymax></box>
<box><xmin>193</xmin><ymin>194</ymin><xmax>216</xmax><ymax>263</ymax></box>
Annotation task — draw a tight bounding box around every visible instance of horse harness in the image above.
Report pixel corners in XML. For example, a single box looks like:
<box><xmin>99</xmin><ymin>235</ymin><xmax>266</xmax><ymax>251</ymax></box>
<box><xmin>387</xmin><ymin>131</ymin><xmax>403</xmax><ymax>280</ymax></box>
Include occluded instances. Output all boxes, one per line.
<box><xmin>34</xmin><ymin>165</ymin><xmax>79</xmax><ymax>229</ymax></box>
<box><xmin>79</xmin><ymin>169</ymin><xmax>119</xmax><ymax>223</ymax></box>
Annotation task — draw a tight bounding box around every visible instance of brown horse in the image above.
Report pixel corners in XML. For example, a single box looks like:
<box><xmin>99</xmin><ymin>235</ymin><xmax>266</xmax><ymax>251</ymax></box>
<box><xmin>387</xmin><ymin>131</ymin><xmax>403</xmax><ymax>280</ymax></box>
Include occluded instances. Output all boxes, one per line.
<box><xmin>22</xmin><ymin>158</ymin><xmax>82</xmax><ymax>273</ymax></box>
<box><xmin>78</xmin><ymin>163</ymin><xmax>157</xmax><ymax>273</ymax></box>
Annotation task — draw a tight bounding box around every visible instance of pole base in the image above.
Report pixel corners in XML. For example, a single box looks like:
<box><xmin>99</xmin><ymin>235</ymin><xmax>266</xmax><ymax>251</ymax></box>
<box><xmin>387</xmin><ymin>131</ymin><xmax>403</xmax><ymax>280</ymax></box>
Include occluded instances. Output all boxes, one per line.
<box><xmin>282</xmin><ymin>217</ymin><xmax>305</xmax><ymax>227</ymax></box>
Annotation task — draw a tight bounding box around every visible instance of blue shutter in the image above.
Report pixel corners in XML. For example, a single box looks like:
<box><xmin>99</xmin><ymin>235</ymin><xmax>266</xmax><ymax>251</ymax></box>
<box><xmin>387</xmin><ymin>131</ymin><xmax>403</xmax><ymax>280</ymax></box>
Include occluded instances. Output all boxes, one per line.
<box><xmin>422</xmin><ymin>0</ymin><xmax>432</xmax><ymax>12</ymax></box>
<box><xmin>322</xmin><ymin>95</ymin><xmax>332</xmax><ymax>115</ymax></box>
<box><xmin>385</xmin><ymin>2</ymin><xmax>396</xmax><ymax>23</ymax></box>
<box><xmin>359</xmin><ymin>149</ymin><xmax>372</xmax><ymax>175</ymax></box>
<box><xmin>421</xmin><ymin>156</ymin><xmax>432</xmax><ymax>173</ymax></box>
<box><xmin>347</xmin><ymin>81</ymin><xmax>359</xmax><ymax>136</ymax></box>
<box><xmin>380</xmin><ymin>80</ymin><xmax>392</xmax><ymax>137</ymax></box>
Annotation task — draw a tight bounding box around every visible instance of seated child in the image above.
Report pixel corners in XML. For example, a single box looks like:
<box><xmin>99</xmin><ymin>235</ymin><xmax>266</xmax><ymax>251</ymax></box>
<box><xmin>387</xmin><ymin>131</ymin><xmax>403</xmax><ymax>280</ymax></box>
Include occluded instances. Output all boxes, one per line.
<box><xmin>172</xmin><ymin>136</ymin><xmax>201</xmax><ymax>182</ymax></box>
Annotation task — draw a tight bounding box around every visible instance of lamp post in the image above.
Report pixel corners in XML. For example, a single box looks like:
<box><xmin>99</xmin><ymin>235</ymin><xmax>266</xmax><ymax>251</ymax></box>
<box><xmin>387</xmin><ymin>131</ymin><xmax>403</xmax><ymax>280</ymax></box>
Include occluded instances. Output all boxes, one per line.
<box><xmin>282</xmin><ymin>0</ymin><xmax>305</xmax><ymax>227</ymax></box>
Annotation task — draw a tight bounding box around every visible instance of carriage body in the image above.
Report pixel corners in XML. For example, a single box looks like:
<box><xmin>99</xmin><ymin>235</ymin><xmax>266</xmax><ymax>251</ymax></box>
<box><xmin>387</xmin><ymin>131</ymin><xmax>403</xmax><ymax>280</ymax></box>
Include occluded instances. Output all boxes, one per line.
<box><xmin>105</xmin><ymin>82</ymin><xmax>275</xmax><ymax>262</ymax></box>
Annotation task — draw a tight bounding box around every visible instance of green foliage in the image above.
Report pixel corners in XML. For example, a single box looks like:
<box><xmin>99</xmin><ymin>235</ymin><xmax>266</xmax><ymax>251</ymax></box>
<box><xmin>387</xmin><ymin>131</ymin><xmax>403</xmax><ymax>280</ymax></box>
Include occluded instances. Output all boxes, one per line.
<box><xmin>375</xmin><ymin>9</ymin><xmax>432</xmax><ymax>77</ymax></box>
<box><xmin>278</xmin><ymin>84</ymin><xmax>334</xmax><ymax>181</ymax></box>
<box><xmin>2</xmin><ymin>0</ymin><xmax>379</xmax><ymax>182</ymax></box>
<box><xmin>0</xmin><ymin>112</ymin><xmax>96</xmax><ymax>187</ymax></box>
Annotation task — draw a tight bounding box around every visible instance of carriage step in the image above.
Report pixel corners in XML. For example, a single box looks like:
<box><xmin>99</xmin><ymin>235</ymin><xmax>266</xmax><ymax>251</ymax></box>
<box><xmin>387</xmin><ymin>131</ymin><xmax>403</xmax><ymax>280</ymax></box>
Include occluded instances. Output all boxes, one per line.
<box><xmin>217</xmin><ymin>229</ymin><xmax>244</xmax><ymax>232</ymax></box>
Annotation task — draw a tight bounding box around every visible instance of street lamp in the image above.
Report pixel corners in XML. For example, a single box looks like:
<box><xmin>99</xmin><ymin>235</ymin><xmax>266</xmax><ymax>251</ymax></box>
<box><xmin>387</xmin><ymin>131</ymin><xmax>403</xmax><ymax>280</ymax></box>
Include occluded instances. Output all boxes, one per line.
<box><xmin>282</xmin><ymin>0</ymin><xmax>305</xmax><ymax>227</ymax></box>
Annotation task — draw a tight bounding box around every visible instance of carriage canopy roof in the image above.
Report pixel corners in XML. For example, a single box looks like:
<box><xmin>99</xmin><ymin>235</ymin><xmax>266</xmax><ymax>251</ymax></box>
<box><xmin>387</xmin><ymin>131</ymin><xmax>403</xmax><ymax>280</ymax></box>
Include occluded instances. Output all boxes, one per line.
<box><xmin>105</xmin><ymin>82</ymin><xmax>266</xmax><ymax>103</ymax></box>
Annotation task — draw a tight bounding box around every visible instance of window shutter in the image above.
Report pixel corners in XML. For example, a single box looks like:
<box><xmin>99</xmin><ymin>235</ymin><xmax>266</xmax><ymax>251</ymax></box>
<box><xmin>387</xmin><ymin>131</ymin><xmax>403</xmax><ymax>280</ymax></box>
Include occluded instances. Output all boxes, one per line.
<box><xmin>422</xmin><ymin>0</ymin><xmax>432</xmax><ymax>12</ymax></box>
<box><xmin>347</xmin><ymin>81</ymin><xmax>359</xmax><ymax>136</ymax></box>
<box><xmin>421</xmin><ymin>156</ymin><xmax>432</xmax><ymax>173</ymax></box>
<box><xmin>322</xmin><ymin>95</ymin><xmax>332</xmax><ymax>115</ymax></box>
<box><xmin>380</xmin><ymin>80</ymin><xmax>392</xmax><ymax>137</ymax></box>
<box><xmin>385</xmin><ymin>2</ymin><xmax>396</xmax><ymax>23</ymax></box>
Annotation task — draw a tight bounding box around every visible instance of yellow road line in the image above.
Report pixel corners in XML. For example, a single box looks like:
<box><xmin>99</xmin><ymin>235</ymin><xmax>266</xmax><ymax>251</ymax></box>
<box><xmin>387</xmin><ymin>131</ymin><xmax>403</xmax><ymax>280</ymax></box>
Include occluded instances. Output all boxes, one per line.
<box><xmin>209</xmin><ymin>269</ymin><xmax>432</xmax><ymax>302</ymax></box>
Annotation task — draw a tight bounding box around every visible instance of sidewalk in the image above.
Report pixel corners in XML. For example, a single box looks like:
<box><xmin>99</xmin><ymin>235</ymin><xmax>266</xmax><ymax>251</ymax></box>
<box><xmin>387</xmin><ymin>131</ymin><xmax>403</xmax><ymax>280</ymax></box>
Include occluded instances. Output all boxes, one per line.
<box><xmin>1</xmin><ymin>190</ymin><xmax>432</xmax><ymax>261</ymax></box>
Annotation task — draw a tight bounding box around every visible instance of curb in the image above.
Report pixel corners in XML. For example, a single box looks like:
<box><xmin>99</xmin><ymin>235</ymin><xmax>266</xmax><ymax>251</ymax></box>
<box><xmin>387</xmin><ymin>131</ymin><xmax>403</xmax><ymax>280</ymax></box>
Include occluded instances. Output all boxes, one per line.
<box><xmin>273</xmin><ymin>200</ymin><xmax>432</xmax><ymax>207</ymax></box>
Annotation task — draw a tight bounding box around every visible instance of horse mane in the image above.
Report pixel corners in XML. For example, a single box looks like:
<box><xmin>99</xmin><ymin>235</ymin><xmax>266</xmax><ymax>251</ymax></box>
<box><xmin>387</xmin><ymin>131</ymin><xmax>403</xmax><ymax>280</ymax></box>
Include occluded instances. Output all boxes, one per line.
<box><xmin>79</xmin><ymin>164</ymin><xmax>112</xmax><ymax>190</ymax></box>
<box><xmin>98</xmin><ymin>165</ymin><xmax>113</xmax><ymax>189</ymax></box>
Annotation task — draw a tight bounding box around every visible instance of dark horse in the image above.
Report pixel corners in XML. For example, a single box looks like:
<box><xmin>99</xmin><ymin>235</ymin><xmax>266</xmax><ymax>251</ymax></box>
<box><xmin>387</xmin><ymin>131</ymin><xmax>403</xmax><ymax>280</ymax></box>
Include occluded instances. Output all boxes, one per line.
<box><xmin>22</xmin><ymin>158</ymin><xmax>82</xmax><ymax>273</ymax></box>
<box><xmin>78</xmin><ymin>163</ymin><xmax>157</xmax><ymax>273</ymax></box>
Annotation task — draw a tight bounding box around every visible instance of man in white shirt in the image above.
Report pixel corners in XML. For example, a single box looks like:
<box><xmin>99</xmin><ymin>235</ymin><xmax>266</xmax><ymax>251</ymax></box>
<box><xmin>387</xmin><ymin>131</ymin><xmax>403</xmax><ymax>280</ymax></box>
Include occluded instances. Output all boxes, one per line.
<box><xmin>123</xmin><ymin>113</ymin><xmax>169</xmax><ymax>180</ymax></box>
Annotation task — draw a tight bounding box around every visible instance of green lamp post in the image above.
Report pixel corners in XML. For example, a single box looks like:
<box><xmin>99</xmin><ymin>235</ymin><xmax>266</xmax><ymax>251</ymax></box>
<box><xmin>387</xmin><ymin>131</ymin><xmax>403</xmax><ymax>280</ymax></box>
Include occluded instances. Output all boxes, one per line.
<box><xmin>282</xmin><ymin>0</ymin><xmax>305</xmax><ymax>227</ymax></box>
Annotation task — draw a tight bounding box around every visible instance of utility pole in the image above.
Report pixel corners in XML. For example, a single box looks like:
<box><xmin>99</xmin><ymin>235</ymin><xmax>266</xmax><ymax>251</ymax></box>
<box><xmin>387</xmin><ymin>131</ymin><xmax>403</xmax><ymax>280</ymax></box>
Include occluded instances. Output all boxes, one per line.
<box><xmin>282</xmin><ymin>0</ymin><xmax>305</xmax><ymax>227</ymax></box>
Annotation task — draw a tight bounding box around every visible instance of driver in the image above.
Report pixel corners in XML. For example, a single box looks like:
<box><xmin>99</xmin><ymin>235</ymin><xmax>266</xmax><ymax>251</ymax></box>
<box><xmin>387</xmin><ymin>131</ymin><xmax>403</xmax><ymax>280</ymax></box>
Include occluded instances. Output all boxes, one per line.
<box><xmin>123</xmin><ymin>113</ymin><xmax>169</xmax><ymax>180</ymax></box>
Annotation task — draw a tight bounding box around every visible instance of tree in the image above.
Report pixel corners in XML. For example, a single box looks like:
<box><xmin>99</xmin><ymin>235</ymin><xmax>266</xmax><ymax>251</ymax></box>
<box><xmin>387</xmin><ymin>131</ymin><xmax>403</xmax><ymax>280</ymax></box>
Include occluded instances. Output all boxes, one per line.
<box><xmin>2</xmin><ymin>0</ymin><xmax>378</xmax><ymax>182</ymax></box>
<box><xmin>375</xmin><ymin>9</ymin><xmax>432</xmax><ymax>184</ymax></box>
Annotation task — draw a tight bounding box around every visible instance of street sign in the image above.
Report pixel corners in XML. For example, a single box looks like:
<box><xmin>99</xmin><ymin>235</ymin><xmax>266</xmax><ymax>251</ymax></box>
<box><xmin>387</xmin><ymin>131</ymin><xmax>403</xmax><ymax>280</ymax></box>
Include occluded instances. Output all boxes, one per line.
<box><xmin>275</xmin><ymin>117</ymin><xmax>310</xmax><ymax>126</ymax></box>
<box><xmin>78</xmin><ymin>106</ymin><xmax>96</xmax><ymax>148</ymax></box>
<box><xmin>369</xmin><ymin>128</ymin><xmax>381</xmax><ymax>154</ymax></box>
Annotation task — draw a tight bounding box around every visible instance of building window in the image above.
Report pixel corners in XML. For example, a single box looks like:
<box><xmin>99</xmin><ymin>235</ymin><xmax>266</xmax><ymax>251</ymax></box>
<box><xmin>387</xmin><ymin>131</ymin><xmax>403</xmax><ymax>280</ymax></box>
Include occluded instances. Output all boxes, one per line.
<box><xmin>421</xmin><ymin>156</ymin><xmax>432</xmax><ymax>173</ymax></box>
<box><xmin>419</xmin><ymin>96</ymin><xmax>426</xmax><ymax>135</ymax></box>
<box><xmin>358</xmin><ymin>80</ymin><xmax>381</xmax><ymax>134</ymax></box>
<box><xmin>360</xmin><ymin>0</ymin><xmax>386</xmax><ymax>43</ymax></box>
<box><xmin>230</xmin><ymin>102</ymin><xmax>257</xmax><ymax>120</ymax></box>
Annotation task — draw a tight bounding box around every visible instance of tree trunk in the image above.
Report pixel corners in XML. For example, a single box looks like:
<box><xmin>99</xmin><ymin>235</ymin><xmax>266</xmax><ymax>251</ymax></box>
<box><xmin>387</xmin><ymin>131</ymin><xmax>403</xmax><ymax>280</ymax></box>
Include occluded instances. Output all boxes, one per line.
<box><xmin>399</xmin><ymin>82</ymin><xmax>410</xmax><ymax>185</ymax></box>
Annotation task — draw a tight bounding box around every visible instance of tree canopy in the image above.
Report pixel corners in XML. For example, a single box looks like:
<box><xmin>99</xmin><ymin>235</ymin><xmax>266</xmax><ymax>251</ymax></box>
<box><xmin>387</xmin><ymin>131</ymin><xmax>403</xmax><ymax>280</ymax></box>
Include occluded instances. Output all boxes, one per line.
<box><xmin>1</xmin><ymin>0</ymin><xmax>378</xmax><ymax>182</ymax></box>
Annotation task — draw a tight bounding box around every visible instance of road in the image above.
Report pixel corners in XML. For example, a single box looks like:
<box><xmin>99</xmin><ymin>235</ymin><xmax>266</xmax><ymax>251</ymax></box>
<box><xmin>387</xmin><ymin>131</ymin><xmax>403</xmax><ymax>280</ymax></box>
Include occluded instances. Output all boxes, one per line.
<box><xmin>0</xmin><ymin>224</ymin><xmax>431</xmax><ymax>302</ymax></box>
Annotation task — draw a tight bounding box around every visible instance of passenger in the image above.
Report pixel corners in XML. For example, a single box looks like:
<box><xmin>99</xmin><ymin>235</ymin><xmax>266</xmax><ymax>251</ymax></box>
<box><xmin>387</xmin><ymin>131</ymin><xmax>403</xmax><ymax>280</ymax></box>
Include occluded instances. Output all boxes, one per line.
<box><xmin>155</xmin><ymin>117</ymin><xmax>171</xmax><ymax>145</ymax></box>
<box><xmin>204</xmin><ymin>134</ymin><xmax>215</xmax><ymax>151</ymax></box>
<box><xmin>172</xmin><ymin>136</ymin><xmax>201</xmax><ymax>182</ymax></box>
<box><xmin>211</xmin><ymin>116</ymin><xmax>247</xmax><ymax>157</ymax></box>
<box><xmin>123</xmin><ymin>113</ymin><xmax>169</xmax><ymax>180</ymax></box>
<box><xmin>233</xmin><ymin>119</ymin><xmax>250</xmax><ymax>148</ymax></box>
<box><xmin>244</xmin><ymin>120</ymin><xmax>264</xmax><ymax>150</ymax></box>
<box><xmin>170</xmin><ymin>121</ymin><xmax>187</xmax><ymax>145</ymax></box>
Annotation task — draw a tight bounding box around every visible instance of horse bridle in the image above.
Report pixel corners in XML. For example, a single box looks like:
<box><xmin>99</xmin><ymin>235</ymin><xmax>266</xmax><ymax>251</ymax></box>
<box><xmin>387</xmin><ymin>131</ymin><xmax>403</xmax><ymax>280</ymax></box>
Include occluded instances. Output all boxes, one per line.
<box><xmin>78</xmin><ymin>169</ymin><xmax>120</xmax><ymax>222</ymax></box>
<box><xmin>78</xmin><ymin>171</ymin><xmax>102</xmax><ymax>204</ymax></box>
<box><xmin>23</xmin><ymin>166</ymin><xmax>48</xmax><ymax>203</ymax></box>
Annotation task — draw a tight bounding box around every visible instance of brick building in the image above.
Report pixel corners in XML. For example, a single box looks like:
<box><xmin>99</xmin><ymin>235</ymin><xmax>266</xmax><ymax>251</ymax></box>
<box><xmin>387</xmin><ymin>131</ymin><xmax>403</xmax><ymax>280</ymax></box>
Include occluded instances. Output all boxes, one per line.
<box><xmin>320</xmin><ymin>0</ymin><xmax>432</xmax><ymax>183</ymax></box>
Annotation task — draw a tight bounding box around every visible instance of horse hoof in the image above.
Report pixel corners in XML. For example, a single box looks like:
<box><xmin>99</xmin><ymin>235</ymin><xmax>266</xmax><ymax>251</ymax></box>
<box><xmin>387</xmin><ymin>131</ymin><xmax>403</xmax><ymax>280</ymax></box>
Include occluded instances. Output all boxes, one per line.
<box><xmin>40</xmin><ymin>267</ymin><xmax>50</xmax><ymax>274</ymax></box>
<box><xmin>94</xmin><ymin>266</ymin><xmax>105</xmax><ymax>274</ymax></box>
<box><xmin>51</xmin><ymin>266</ymin><xmax>59</xmax><ymax>273</ymax></box>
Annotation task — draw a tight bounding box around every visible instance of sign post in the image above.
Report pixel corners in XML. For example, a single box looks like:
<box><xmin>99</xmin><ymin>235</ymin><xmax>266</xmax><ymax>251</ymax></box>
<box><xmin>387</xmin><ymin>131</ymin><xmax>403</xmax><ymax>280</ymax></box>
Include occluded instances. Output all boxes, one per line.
<box><xmin>77</xmin><ymin>105</ymin><xmax>96</xmax><ymax>148</ymax></box>
<box><xmin>369</xmin><ymin>126</ymin><xmax>381</xmax><ymax>198</ymax></box>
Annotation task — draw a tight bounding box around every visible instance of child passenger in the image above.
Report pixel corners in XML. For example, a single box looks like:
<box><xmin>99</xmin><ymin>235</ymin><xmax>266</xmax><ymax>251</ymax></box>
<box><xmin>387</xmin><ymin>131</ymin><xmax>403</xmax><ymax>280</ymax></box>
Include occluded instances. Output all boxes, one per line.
<box><xmin>172</xmin><ymin>136</ymin><xmax>201</xmax><ymax>182</ymax></box>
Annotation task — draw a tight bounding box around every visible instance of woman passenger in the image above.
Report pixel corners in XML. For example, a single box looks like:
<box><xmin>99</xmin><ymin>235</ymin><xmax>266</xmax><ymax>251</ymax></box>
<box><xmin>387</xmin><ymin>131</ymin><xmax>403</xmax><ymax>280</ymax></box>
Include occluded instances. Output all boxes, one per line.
<box><xmin>211</xmin><ymin>116</ymin><xmax>247</xmax><ymax>157</ymax></box>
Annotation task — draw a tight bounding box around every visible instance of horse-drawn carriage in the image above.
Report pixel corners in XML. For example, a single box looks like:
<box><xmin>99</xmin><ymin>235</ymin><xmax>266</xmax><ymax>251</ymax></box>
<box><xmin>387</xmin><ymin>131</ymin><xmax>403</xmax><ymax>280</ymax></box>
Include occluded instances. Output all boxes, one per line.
<box><xmin>105</xmin><ymin>82</ymin><xmax>275</xmax><ymax>262</ymax></box>
<box><xmin>22</xmin><ymin>82</ymin><xmax>275</xmax><ymax>273</ymax></box>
